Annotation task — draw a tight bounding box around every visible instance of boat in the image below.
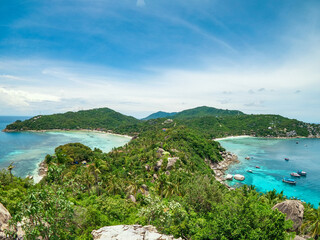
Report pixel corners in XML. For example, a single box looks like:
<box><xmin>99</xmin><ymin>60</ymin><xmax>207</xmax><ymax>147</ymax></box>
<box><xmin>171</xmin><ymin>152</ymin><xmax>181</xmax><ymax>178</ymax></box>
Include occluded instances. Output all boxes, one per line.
<box><xmin>284</xmin><ymin>158</ymin><xmax>289</xmax><ymax>161</ymax></box>
<box><xmin>297</xmin><ymin>170</ymin><xmax>307</xmax><ymax>176</ymax></box>
<box><xmin>290</xmin><ymin>172</ymin><xmax>301</xmax><ymax>177</ymax></box>
<box><xmin>282</xmin><ymin>178</ymin><xmax>296</xmax><ymax>185</ymax></box>
<box><xmin>245</xmin><ymin>157</ymin><xmax>250</xmax><ymax>160</ymax></box>
<box><xmin>247</xmin><ymin>170</ymin><xmax>253</xmax><ymax>173</ymax></box>
<box><xmin>255</xmin><ymin>166</ymin><xmax>260</xmax><ymax>169</ymax></box>
<box><xmin>296</xmin><ymin>141</ymin><xmax>299</xmax><ymax>144</ymax></box>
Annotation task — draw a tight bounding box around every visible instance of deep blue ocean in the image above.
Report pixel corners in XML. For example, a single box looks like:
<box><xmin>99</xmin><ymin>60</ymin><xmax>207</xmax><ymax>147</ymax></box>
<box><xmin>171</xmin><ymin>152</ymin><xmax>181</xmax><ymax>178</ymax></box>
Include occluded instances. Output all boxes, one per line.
<box><xmin>218</xmin><ymin>137</ymin><xmax>320</xmax><ymax>207</ymax></box>
<box><xmin>0</xmin><ymin>116</ymin><xmax>130</xmax><ymax>181</ymax></box>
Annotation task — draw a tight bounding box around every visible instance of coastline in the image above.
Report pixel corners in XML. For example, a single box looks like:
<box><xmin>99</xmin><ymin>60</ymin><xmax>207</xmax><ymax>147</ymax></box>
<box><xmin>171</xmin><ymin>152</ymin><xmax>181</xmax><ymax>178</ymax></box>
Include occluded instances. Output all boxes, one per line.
<box><xmin>4</xmin><ymin>128</ymin><xmax>133</xmax><ymax>140</ymax></box>
<box><xmin>207</xmin><ymin>151</ymin><xmax>240</xmax><ymax>190</ymax></box>
<box><xmin>213</xmin><ymin>135</ymin><xmax>253</xmax><ymax>141</ymax></box>
<box><xmin>2</xmin><ymin>128</ymin><xmax>133</xmax><ymax>183</ymax></box>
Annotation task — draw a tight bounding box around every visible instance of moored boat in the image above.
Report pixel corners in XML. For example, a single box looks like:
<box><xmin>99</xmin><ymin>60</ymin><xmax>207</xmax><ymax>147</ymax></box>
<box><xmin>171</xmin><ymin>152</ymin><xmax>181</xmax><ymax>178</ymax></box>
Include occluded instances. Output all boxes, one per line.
<box><xmin>255</xmin><ymin>166</ymin><xmax>260</xmax><ymax>169</ymax></box>
<box><xmin>284</xmin><ymin>158</ymin><xmax>289</xmax><ymax>161</ymax></box>
<box><xmin>282</xmin><ymin>178</ymin><xmax>296</xmax><ymax>185</ymax></box>
<box><xmin>245</xmin><ymin>157</ymin><xmax>250</xmax><ymax>160</ymax></box>
<box><xmin>297</xmin><ymin>170</ymin><xmax>307</xmax><ymax>176</ymax></box>
<box><xmin>290</xmin><ymin>172</ymin><xmax>301</xmax><ymax>177</ymax></box>
<box><xmin>247</xmin><ymin>169</ymin><xmax>253</xmax><ymax>173</ymax></box>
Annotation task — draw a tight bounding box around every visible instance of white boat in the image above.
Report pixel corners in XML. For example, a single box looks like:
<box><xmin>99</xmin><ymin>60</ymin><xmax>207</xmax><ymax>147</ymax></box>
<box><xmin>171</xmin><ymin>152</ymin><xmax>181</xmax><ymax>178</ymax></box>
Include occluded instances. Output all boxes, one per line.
<box><xmin>290</xmin><ymin>172</ymin><xmax>301</xmax><ymax>177</ymax></box>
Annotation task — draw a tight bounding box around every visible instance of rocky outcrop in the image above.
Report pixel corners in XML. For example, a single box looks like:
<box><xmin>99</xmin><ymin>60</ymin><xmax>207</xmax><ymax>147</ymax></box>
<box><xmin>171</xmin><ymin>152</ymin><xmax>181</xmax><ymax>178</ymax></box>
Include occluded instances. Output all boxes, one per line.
<box><xmin>38</xmin><ymin>161</ymin><xmax>48</xmax><ymax>178</ymax></box>
<box><xmin>92</xmin><ymin>225</ymin><xmax>182</xmax><ymax>240</ymax></box>
<box><xmin>0</xmin><ymin>203</ymin><xmax>11</xmax><ymax>239</ymax></box>
<box><xmin>166</xmin><ymin>157</ymin><xmax>179</xmax><ymax>170</ymax></box>
<box><xmin>294</xmin><ymin>236</ymin><xmax>307</xmax><ymax>240</ymax></box>
<box><xmin>210</xmin><ymin>151</ymin><xmax>239</xmax><ymax>179</ymax></box>
<box><xmin>128</xmin><ymin>195</ymin><xmax>136</xmax><ymax>203</ymax></box>
<box><xmin>272</xmin><ymin>200</ymin><xmax>304</xmax><ymax>231</ymax></box>
<box><xmin>234</xmin><ymin>174</ymin><xmax>245</xmax><ymax>181</ymax></box>
<box><xmin>225</xmin><ymin>174</ymin><xmax>233</xmax><ymax>180</ymax></box>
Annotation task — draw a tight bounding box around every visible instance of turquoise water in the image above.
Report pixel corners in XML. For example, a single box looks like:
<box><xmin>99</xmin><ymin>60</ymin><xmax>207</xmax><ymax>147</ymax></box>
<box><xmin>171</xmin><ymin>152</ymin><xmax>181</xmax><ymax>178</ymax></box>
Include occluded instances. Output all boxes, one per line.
<box><xmin>0</xmin><ymin>116</ymin><xmax>131</xmax><ymax>181</ymax></box>
<box><xmin>218</xmin><ymin>137</ymin><xmax>320</xmax><ymax>207</ymax></box>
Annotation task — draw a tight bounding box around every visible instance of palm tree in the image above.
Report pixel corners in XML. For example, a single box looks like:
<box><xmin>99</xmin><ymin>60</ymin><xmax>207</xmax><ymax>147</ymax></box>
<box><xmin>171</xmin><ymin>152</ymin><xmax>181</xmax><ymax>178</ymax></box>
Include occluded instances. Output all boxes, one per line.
<box><xmin>301</xmin><ymin>204</ymin><xmax>320</xmax><ymax>239</ymax></box>
<box><xmin>7</xmin><ymin>162</ymin><xmax>15</xmax><ymax>182</ymax></box>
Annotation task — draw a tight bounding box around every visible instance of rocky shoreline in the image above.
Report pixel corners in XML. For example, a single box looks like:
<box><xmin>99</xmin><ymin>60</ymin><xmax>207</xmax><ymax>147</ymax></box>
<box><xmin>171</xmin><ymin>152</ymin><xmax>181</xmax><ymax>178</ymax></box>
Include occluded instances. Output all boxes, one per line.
<box><xmin>206</xmin><ymin>151</ymin><xmax>239</xmax><ymax>190</ymax></box>
<box><xmin>38</xmin><ymin>161</ymin><xmax>48</xmax><ymax>180</ymax></box>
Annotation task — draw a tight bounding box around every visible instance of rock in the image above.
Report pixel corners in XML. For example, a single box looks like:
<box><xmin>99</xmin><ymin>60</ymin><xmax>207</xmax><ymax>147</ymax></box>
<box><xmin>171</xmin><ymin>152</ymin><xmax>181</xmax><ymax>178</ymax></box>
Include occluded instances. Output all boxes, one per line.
<box><xmin>166</xmin><ymin>157</ymin><xmax>179</xmax><ymax>170</ymax></box>
<box><xmin>294</xmin><ymin>236</ymin><xmax>306</xmax><ymax>240</ymax></box>
<box><xmin>128</xmin><ymin>195</ymin><xmax>136</xmax><ymax>203</ymax></box>
<box><xmin>92</xmin><ymin>225</ymin><xmax>182</xmax><ymax>240</ymax></box>
<box><xmin>272</xmin><ymin>200</ymin><xmax>304</xmax><ymax>231</ymax></box>
<box><xmin>0</xmin><ymin>203</ymin><xmax>11</xmax><ymax>239</ymax></box>
<box><xmin>163</xmin><ymin>119</ymin><xmax>173</xmax><ymax>124</ymax></box>
<box><xmin>153</xmin><ymin>174</ymin><xmax>158</xmax><ymax>180</ymax></box>
<box><xmin>234</xmin><ymin>174</ymin><xmax>245</xmax><ymax>181</ymax></box>
<box><xmin>141</xmin><ymin>184</ymin><xmax>148</xmax><ymax>191</ymax></box>
<box><xmin>225</xmin><ymin>174</ymin><xmax>233</xmax><ymax>180</ymax></box>
<box><xmin>156</xmin><ymin>159</ymin><xmax>163</xmax><ymax>168</ymax></box>
<box><xmin>145</xmin><ymin>165</ymin><xmax>150</xmax><ymax>171</ymax></box>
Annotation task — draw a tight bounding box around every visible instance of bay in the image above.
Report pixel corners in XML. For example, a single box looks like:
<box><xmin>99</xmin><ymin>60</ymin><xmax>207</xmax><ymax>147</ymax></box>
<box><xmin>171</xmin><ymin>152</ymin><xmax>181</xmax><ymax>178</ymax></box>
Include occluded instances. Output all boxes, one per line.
<box><xmin>0</xmin><ymin>116</ymin><xmax>131</xmax><ymax>182</ymax></box>
<box><xmin>218</xmin><ymin>137</ymin><xmax>320</xmax><ymax>207</ymax></box>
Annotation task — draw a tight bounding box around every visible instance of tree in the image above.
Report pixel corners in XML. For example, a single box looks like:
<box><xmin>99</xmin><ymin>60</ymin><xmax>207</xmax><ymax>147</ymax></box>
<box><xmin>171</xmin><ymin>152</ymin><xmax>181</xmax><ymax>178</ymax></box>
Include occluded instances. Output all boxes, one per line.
<box><xmin>301</xmin><ymin>204</ymin><xmax>320</xmax><ymax>239</ymax></box>
<box><xmin>9</xmin><ymin>187</ymin><xmax>75</xmax><ymax>240</ymax></box>
<box><xmin>7</xmin><ymin>162</ymin><xmax>15</xmax><ymax>182</ymax></box>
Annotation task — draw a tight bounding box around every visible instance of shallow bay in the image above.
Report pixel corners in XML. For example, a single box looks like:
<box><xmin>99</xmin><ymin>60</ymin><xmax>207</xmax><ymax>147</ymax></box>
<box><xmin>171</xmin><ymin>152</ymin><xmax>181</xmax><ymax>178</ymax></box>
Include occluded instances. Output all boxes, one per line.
<box><xmin>218</xmin><ymin>137</ymin><xmax>320</xmax><ymax>207</ymax></box>
<box><xmin>0</xmin><ymin>116</ymin><xmax>131</xmax><ymax>181</ymax></box>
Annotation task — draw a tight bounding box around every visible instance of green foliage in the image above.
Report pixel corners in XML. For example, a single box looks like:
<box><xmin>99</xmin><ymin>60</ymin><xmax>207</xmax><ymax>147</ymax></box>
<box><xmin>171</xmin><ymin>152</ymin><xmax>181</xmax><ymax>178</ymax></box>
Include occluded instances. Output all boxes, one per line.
<box><xmin>301</xmin><ymin>204</ymin><xmax>320</xmax><ymax>239</ymax></box>
<box><xmin>3</xmin><ymin>106</ymin><xmax>319</xmax><ymax>239</ymax></box>
<box><xmin>9</xmin><ymin>187</ymin><xmax>75</xmax><ymax>240</ymax></box>
<box><xmin>0</xmin><ymin>169</ymin><xmax>32</xmax><ymax>214</ymax></box>
<box><xmin>180</xmin><ymin>114</ymin><xmax>318</xmax><ymax>138</ymax></box>
<box><xmin>5</xmin><ymin>107</ymin><xmax>141</xmax><ymax>135</ymax></box>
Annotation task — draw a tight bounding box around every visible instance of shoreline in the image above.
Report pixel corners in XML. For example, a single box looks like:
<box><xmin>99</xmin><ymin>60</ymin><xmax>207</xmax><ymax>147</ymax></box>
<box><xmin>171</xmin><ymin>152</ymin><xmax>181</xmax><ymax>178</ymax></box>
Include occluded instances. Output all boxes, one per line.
<box><xmin>3</xmin><ymin>128</ymin><xmax>133</xmax><ymax>140</ymax></box>
<box><xmin>3</xmin><ymin>129</ymin><xmax>133</xmax><ymax>183</ymax></box>
<box><xmin>214</xmin><ymin>135</ymin><xmax>318</xmax><ymax>141</ymax></box>
<box><xmin>207</xmin><ymin>151</ymin><xmax>240</xmax><ymax>190</ymax></box>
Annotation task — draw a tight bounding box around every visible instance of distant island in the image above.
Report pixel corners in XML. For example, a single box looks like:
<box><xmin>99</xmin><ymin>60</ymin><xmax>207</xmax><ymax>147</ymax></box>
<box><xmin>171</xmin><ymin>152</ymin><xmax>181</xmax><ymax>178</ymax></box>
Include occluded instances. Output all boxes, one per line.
<box><xmin>5</xmin><ymin>106</ymin><xmax>320</xmax><ymax>139</ymax></box>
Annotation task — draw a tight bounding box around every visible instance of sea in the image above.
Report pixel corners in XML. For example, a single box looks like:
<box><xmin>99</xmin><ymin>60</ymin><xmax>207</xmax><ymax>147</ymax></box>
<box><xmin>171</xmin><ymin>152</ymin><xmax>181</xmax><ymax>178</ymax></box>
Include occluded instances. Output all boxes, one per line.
<box><xmin>218</xmin><ymin>137</ymin><xmax>320</xmax><ymax>207</ymax></box>
<box><xmin>0</xmin><ymin>116</ymin><xmax>131</xmax><ymax>182</ymax></box>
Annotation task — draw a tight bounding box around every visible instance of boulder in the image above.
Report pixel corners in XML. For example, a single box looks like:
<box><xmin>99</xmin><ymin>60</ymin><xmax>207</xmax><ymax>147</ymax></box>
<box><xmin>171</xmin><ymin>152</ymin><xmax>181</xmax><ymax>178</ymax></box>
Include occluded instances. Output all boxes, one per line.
<box><xmin>145</xmin><ymin>165</ymin><xmax>150</xmax><ymax>171</ymax></box>
<box><xmin>156</xmin><ymin>159</ymin><xmax>163</xmax><ymax>168</ymax></box>
<box><xmin>0</xmin><ymin>203</ymin><xmax>11</xmax><ymax>239</ymax></box>
<box><xmin>128</xmin><ymin>195</ymin><xmax>136</xmax><ymax>203</ymax></box>
<box><xmin>141</xmin><ymin>184</ymin><xmax>148</xmax><ymax>191</ymax></box>
<box><xmin>92</xmin><ymin>225</ymin><xmax>182</xmax><ymax>240</ymax></box>
<box><xmin>166</xmin><ymin>157</ymin><xmax>179</xmax><ymax>170</ymax></box>
<box><xmin>272</xmin><ymin>200</ymin><xmax>304</xmax><ymax>231</ymax></box>
<box><xmin>225</xmin><ymin>174</ymin><xmax>233</xmax><ymax>180</ymax></box>
<box><xmin>294</xmin><ymin>236</ymin><xmax>306</xmax><ymax>240</ymax></box>
<box><xmin>234</xmin><ymin>174</ymin><xmax>245</xmax><ymax>181</ymax></box>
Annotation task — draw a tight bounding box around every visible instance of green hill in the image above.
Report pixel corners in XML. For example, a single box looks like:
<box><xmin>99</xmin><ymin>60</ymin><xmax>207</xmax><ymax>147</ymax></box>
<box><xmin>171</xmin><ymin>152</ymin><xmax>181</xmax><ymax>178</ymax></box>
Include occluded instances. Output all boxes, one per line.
<box><xmin>142</xmin><ymin>111</ymin><xmax>177</xmax><ymax>120</ymax></box>
<box><xmin>179</xmin><ymin>114</ymin><xmax>320</xmax><ymax>138</ymax></box>
<box><xmin>4</xmin><ymin>108</ymin><xmax>141</xmax><ymax>134</ymax></box>
<box><xmin>143</xmin><ymin>106</ymin><xmax>244</xmax><ymax>120</ymax></box>
<box><xmin>173</xmin><ymin>106</ymin><xmax>244</xmax><ymax>119</ymax></box>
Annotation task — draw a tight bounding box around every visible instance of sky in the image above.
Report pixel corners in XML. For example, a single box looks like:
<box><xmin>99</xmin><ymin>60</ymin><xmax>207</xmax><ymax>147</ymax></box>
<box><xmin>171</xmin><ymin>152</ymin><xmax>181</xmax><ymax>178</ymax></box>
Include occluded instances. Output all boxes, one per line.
<box><xmin>0</xmin><ymin>0</ymin><xmax>320</xmax><ymax>122</ymax></box>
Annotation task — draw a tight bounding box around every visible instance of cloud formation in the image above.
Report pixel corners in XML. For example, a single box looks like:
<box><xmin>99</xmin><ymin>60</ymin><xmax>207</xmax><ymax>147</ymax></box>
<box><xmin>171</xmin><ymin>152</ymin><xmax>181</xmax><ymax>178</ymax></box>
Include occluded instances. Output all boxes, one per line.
<box><xmin>136</xmin><ymin>0</ymin><xmax>146</xmax><ymax>7</ymax></box>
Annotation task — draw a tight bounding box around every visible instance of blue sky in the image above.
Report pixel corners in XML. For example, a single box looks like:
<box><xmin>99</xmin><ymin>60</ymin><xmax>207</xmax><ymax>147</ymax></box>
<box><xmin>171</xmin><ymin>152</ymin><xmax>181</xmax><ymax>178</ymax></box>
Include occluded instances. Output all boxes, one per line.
<box><xmin>0</xmin><ymin>0</ymin><xmax>320</xmax><ymax>122</ymax></box>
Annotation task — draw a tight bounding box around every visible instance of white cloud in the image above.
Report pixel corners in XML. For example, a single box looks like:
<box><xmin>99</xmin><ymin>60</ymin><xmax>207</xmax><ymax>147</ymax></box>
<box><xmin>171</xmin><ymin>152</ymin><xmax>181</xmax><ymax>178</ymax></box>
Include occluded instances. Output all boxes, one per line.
<box><xmin>0</xmin><ymin>87</ymin><xmax>60</xmax><ymax>108</ymax></box>
<box><xmin>136</xmin><ymin>0</ymin><xmax>145</xmax><ymax>7</ymax></box>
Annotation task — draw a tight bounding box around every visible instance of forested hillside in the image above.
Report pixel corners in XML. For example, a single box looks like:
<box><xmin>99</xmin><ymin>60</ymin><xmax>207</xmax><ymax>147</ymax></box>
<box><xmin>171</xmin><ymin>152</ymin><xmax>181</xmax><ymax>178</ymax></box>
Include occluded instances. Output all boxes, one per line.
<box><xmin>4</xmin><ymin>108</ymin><xmax>141</xmax><ymax>135</ymax></box>
<box><xmin>1</xmin><ymin>120</ymin><xmax>298</xmax><ymax>239</ymax></box>
<box><xmin>179</xmin><ymin>114</ymin><xmax>320</xmax><ymax>139</ymax></box>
